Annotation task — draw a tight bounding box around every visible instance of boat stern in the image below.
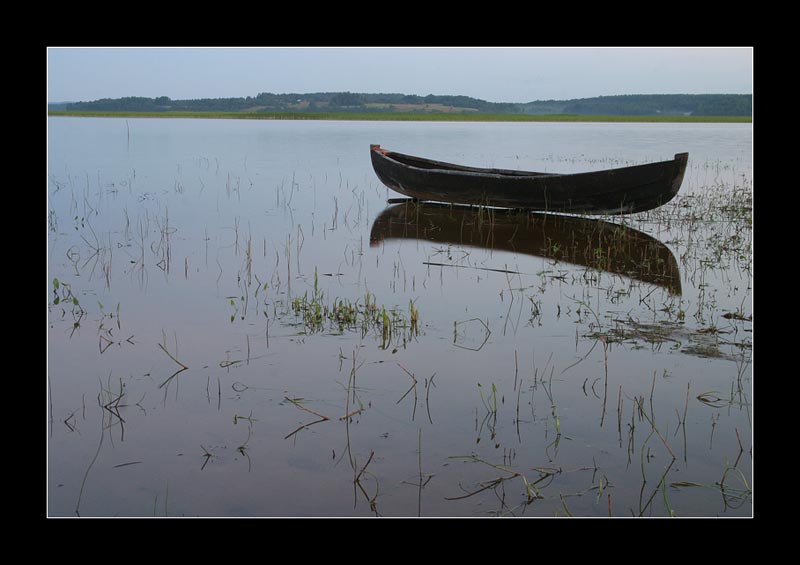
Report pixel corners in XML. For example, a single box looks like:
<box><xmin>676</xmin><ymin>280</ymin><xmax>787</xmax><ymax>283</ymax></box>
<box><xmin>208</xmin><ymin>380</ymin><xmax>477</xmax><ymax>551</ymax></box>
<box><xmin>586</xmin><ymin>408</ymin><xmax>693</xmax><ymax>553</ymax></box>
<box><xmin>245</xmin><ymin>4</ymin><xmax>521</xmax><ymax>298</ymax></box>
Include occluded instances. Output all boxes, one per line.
<box><xmin>670</xmin><ymin>152</ymin><xmax>689</xmax><ymax>196</ymax></box>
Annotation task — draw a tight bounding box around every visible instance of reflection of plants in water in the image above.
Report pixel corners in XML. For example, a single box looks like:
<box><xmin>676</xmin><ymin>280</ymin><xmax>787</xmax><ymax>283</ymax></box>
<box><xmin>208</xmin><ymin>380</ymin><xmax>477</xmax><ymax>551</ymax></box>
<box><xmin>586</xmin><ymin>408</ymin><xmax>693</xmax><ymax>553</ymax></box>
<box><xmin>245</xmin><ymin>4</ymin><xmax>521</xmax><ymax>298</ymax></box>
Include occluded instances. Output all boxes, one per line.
<box><xmin>93</xmin><ymin>301</ymin><xmax>137</xmax><ymax>354</ymax></box>
<box><xmin>453</xmin><ymin>318</ymin><xmax>491</xmax><ymax>351</ymax></box>
<box><xmin>340</xmin><ymin>347</ymin><xmax>381</xmax><ymax>516</ymax></box>
<box><xmin>233</xmin><ymin>411</ymin><xmax>257</xmax><ymax>472</ymax></box>
<box><xmin>565</xmin><ymin>180</ymin><xmax>753</xmax><ymax>363</ymax></box>
<box><xmin>50</xmin><ymin>278</ymin><xmax>86</xmax><ymax>336</ymax></box>
<box><xmin>670</xmin><ymin>461</ymin><xmax>751</xmax><ymax>512</ymax></box>
<box><xmin>200</xmin><ymin>445</ymin><xmax>215</xmax><ymax>471</ymax></box>
<box><xmin>539</xmin><ymin>367</ymin><xmax>562</xmax><ymax>461</ymax></box>
<box><xmin>476</xmin><ymin>382</ymin><xmax>499</xmax><ymax>446</ymax></box>
<box><xmin>527</xmin><ymin>295</ymin><xmax>543</xmax><ymax>326</ymax></box>
<box><xmin>51</xmin><ymin>278</ymin><xmax>80</xmax><ymax>310</ymax></box>
<box><xmin>445</xmin><ymin>453</ymin><xmax>617</xmax><ymax>517</ymax></box>
<box><xmin>396</xmin><ymin>363</ymin><xmax>420</xmax><ymax>420</ymax></box>
<box><xmin>478</xmin><ymin>382</ymin><xmax>498</xmax><ymax>415</ymax></box>
<box><xmin>157</xmin><ymin>331</ymin><xmax>189</xmax><ymax>389</ymax></box>
<box><xmin>282</xmin><ymin>396</ymin><xmax>330</xmax><ymax>440</ymax></box>
<box><xmin>446</xmin><ymin>454</ymin><xmax>528</xmax><ymax>506</ymax></box>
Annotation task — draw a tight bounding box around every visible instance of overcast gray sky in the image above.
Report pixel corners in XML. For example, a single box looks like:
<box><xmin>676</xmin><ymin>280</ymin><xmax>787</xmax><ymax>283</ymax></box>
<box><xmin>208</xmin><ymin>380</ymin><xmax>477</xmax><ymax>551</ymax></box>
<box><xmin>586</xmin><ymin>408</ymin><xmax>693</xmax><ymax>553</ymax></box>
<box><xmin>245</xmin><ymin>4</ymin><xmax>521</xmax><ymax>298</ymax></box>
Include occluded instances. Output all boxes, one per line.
<box><xmin>47</xmin><ymin>47</ymin><xmax>753</xmax><ymax>103</ymax></box>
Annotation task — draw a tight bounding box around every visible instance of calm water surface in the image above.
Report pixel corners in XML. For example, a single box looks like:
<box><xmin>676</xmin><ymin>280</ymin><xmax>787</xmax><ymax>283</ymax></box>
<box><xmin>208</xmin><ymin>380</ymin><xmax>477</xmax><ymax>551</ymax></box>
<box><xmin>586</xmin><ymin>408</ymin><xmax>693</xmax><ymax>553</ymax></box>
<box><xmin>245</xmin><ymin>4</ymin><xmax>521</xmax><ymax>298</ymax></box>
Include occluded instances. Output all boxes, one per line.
<box><xmin>47</xmin><ymin>118</ymin><xmax>752</xmax><ymax>517</ymax></box>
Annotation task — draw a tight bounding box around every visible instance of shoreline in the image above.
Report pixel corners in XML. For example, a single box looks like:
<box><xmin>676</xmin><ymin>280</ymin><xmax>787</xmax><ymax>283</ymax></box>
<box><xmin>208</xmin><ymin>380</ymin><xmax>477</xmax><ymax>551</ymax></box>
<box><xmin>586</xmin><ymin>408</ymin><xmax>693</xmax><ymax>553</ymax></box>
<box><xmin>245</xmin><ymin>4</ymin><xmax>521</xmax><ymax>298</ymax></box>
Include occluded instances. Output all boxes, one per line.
<box><xmin>47</xmin><ymin>110</ymin><xmax>751</xmax><ymax>124</ymax></box>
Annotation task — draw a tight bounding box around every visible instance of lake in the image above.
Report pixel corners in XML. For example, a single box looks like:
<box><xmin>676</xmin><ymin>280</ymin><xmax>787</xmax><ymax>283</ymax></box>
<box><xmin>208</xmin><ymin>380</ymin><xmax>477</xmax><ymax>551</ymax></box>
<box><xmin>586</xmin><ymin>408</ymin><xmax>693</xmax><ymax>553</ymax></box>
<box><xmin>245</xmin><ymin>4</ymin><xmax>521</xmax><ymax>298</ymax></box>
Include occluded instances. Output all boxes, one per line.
<box><xmin>47</xmin><ymin>117</ymin><xmax>752</xmax><ymax>517</ymax></box>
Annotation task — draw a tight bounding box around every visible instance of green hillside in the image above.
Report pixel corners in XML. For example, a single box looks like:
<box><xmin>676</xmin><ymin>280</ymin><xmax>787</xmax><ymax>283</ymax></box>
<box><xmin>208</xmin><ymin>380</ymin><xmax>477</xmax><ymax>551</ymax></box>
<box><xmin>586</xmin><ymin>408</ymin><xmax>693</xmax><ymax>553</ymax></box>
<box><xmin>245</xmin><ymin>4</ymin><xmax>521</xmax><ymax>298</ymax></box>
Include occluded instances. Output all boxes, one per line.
<box><xmin>49</xmin><ymin>92</ymin><xmax>752</xmax><ymax>117</ymax></box>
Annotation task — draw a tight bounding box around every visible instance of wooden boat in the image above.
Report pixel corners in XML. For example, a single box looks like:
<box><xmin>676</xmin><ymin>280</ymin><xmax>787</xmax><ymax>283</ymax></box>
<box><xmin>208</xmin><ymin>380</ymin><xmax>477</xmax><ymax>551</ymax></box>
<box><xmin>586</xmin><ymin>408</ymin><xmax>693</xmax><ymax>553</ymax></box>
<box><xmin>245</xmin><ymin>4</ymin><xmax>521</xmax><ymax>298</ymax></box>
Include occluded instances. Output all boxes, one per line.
<box><xmin>370</xmin><ymin>202</ymin><xmax>681</xmax><ymax>295</ymax></box>
<box><xmin>370</xmin><ymin>145</ymin><xmax>688</xmax><ymax>215</ymax></box>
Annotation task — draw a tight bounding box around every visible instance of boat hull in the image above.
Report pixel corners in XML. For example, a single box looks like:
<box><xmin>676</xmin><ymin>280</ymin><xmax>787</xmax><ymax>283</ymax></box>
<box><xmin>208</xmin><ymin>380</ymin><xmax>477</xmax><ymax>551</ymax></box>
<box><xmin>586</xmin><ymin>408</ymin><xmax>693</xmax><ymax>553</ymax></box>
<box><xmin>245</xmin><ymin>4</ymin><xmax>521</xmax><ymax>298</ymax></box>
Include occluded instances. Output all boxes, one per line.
<box><xmin>370</xmin><ymin>145</ymin><xmax>688</xmax><ymax>215</ymax></box>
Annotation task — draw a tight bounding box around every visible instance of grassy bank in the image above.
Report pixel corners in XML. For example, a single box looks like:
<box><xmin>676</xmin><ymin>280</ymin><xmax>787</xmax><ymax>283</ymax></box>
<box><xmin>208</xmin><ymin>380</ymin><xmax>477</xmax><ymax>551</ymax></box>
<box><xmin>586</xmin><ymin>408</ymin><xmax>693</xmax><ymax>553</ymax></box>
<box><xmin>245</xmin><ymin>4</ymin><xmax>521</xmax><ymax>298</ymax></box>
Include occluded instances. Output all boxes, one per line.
<box><xmin>48</xmin><ymin>110</ymin><xmax>752</xmax><ymax>124</ymax></box>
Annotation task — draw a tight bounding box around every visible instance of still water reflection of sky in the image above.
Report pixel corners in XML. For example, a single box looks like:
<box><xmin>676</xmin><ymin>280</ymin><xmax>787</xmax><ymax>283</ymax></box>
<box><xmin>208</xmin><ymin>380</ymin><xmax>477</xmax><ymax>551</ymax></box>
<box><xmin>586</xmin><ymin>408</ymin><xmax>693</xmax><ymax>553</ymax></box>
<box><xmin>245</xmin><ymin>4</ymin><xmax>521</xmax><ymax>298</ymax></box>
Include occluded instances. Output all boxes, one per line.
<box><xmin>48</xmin><ymin>118</ymin><xmax>752</xmax><ymax>517</ymax></box>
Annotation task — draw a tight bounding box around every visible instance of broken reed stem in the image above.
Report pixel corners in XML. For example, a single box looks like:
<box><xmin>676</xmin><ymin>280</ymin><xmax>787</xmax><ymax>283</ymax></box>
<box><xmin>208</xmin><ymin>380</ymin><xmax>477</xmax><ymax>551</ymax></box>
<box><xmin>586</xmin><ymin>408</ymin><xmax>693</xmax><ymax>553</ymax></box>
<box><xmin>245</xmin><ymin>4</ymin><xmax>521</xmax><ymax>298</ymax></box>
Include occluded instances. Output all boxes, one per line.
<box><xmin>426</xmin><ymin>373</ymin><xmax>436</xmax><ymax>425</ymax></box>
<box><xmin>353</xmin><ymin>450</ymin><xmax>379</xmax><ymax>515</ymax></box>
<box><xmin>417</xmin><ymin>429</ymin><xmax>423</xmax><ymax>517</ymax></box>
<box><xmin>354</xmin><ymin>450</ymin><xmax>375</xmax><ymax>483</ymax></box>
<box><xmin>636</xmin><ymin>397</ymin><xmax>676</xmax><ymax>460</ymax></box>
<box><xmin>423</xmin><ymin>261</ymin><xmax>521</xmax><ymax>275</ymax></box>
<box><xmin>679</xmin><ymin>381</ymin><xmax>690</xmax><ymax>462</ymax></box>
<box><xmin>284</xmin><ymin>397</ymin><xmax>330</xmax><ymax>421</ymax></box>
<box><xmin>559</xmin><ymin>494</ymin><xmax>574</xmax><ymax>517</ymax></box>
<box><xmin>158</xmin><ymin>343</ymin><xmax>188</xmax><ymax>370</ymax></box>
<box><xmin>76</xmin><ymin>391</ymin><xmax>106</xmax><ymax>516</ymax></box>
<box><xmin>445</xmin><ymin>475</ymin><xmax>519</xmax><ymax>501</ymax></box>
<box><xmin>49</xmin><ymin>373</ymin><xmax>54</xmax><ymax>436</ymax></box>
<box><xmin>600</xmin><ymin>338</ymin><xmax>609</xmax><ymax>427</ymax></box>
<box><xmin>397</xmin><ymin>363</ymin><xmax>417</xmax><ymax>383</ymax></box>
<box><xmin>340</xmin><ymin>409</ymin><xmax>362</xmax><ymax>421</ymax></box>
<box><xmin>683</xmin><ymin>381</ymin><xmax>690</xmax><ymax>424</ymax></box>
<box><xmin>649</xmin><ymin>370</ymin><xmax>657</xmax><ymax>421</ymax></box>
<box><xmin>639</xmin><ymin>459</ymin><xmax>676</xmax><ymax>517</ymax></box>
<box><xmin>396</xmin><ymin>363</ymin><xmax>418</xmax><ymax>404</ymax></box>
<box><xmin>735</xmin><ymin>428</ymin><xmax>744</xmax><ymax>451</ymax></box>
<box><xmin>514</xmin><ymin>350</ymin><xmax>519</xmax><ymax>391</ymax></box>
<box><xmin>284</xmin><ymin>417</ymin><xmax>327</xmax><ymax>441</ymax></box>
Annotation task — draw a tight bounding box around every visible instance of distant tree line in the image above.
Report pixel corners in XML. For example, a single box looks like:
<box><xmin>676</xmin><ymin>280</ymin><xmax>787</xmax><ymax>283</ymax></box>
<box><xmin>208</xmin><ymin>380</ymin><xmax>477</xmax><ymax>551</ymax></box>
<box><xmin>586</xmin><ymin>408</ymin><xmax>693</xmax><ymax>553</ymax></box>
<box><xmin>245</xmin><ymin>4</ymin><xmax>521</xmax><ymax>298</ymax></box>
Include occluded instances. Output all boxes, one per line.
<box><xmin>520</xmin><ymin>94</ymin><xmax>752</xmax><ymax>116</ymax></box>
<box><xmin>53</xmin><ymin>92</ymin><xmax>752</xmax><ymax>117</ymax></box>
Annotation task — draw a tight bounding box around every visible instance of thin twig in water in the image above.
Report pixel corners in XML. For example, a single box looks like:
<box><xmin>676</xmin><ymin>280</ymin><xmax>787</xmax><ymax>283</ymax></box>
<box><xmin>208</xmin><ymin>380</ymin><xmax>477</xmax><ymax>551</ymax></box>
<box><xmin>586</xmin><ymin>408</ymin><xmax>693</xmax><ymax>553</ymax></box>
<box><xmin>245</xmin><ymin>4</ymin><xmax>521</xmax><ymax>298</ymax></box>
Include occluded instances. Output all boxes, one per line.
<box><xmin>423</xmin><ymin>261</ymin><xmax>521</xmax><ymax>275</ymax></box>
<box><xmin>354</xmin><ymin>450</ymin><xmax>375</xmax><ymax>483</ymax></box>
<box><xmin>159</xmin><ymin>366</ymin><xmax>188</xmax><ymax>389</ymax></box>
<box><xmin>559</xmin><ymin>494</ymin><xmax>574</xmax><ymax>517</ymax></box>
<box><xmin>340</xmin><ymin>409</ymin><xmax>362</xmax><ymax>421</ymax></box>
<box><xmin>600</xmin><ymin>337</ymin><xmax>609</xmax><ymax>427</ymax></box>
<box><xmin>75</xmin><ymin>392</ymin><xmax>105</xmax><ymax>516</ymax></box>
<box><xmin>283</xmin><ymin>397</ymin><xmax>330</xmax><ymax>440</ymax></box>
<box><xmin>425</xmin><ymin>373</ymin><xmax>437</xmax><ymax>425</ymax></box>
<box><xmin>284</xmin><ymin>397</ymin><xmax>330</xmax><ymax>421</ymax></box>
<box><xmin>636</xmin><ymin>397</ymin><xmax>676</xmax><ymax>460</ymax></box>
<box><xmin>396</xmin><ymin>364</ymin><xmax>419</xmax><ymax>420</ymax></box>
<box><xmin>158</xmin><ymin>343</ymin><xmax>188</xmax><ymax>370</ymax></box>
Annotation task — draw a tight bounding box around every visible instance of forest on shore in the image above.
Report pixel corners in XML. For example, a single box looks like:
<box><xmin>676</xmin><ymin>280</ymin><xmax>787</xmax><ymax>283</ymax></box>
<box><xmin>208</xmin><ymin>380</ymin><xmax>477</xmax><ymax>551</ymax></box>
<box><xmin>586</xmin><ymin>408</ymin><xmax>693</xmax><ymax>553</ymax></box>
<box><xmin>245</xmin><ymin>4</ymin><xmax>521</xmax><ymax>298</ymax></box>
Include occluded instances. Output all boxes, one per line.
<box><xmin>49</xmin><ymin>92</ymin><xmax>752</xmax><ymax>117</ymax></box>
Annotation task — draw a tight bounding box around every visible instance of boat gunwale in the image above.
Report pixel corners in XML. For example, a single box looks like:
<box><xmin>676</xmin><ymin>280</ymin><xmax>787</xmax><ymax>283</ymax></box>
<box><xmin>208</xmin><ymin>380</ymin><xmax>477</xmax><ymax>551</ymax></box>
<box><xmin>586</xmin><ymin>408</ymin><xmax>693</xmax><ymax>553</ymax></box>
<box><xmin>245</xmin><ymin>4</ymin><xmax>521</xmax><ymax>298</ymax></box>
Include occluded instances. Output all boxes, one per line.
<box><xmin>376</xmin><ymin>150</ymin><xmax>558</xmax><ymax>179</ymax></box>
<box><xmin>373</xmin><ymin>147</ymin><xmax>687</xmax><ymax>183</ymax></box>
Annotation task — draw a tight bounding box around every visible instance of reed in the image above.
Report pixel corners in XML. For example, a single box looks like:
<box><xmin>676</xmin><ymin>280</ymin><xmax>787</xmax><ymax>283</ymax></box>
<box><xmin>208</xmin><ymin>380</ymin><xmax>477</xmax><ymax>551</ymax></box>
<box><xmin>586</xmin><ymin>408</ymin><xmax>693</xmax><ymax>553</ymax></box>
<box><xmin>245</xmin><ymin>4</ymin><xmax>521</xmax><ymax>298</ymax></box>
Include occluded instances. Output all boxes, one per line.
<box><xmin>283</xmin><ymin>396</ymin><xmax>330</xmax><ymax>440</ymax></box>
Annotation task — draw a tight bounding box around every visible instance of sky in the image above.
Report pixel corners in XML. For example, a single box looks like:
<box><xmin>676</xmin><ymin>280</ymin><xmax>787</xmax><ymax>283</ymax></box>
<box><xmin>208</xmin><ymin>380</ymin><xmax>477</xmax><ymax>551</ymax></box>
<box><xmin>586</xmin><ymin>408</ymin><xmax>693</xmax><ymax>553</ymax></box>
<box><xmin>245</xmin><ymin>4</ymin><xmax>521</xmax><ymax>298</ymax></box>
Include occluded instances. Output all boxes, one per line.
<box><xmin>47</xmin><ymin>47</ymin><xmax>753</xmax><ymax>104</ymax></box>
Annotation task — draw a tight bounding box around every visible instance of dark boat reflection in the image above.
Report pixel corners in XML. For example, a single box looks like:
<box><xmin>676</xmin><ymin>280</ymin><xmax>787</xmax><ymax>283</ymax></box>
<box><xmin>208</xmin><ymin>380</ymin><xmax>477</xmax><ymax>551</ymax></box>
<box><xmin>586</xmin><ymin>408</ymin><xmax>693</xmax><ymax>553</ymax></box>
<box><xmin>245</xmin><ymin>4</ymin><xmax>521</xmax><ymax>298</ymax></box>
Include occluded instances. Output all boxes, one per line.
<box><xmin>370</xmin><ymin>201</ymin><xmax>681</xmax><ymax>295</ymax></box>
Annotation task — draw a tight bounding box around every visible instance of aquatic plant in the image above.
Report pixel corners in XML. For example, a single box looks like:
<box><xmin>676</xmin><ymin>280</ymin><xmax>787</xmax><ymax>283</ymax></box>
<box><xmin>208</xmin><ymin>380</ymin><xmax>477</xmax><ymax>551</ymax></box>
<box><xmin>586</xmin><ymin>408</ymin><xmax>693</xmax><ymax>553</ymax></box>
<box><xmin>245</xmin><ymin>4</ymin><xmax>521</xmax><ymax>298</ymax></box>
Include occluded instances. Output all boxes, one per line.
<box><xmin>288</xmin><ymin>270</ymin><xmax>420</xmax><ymax>349</ymax></box>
